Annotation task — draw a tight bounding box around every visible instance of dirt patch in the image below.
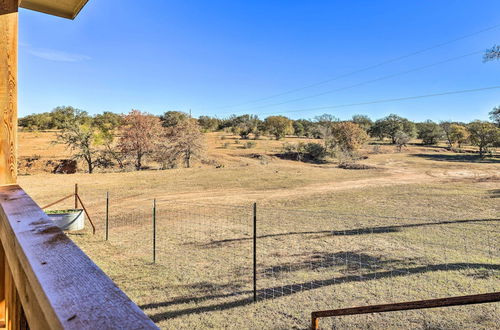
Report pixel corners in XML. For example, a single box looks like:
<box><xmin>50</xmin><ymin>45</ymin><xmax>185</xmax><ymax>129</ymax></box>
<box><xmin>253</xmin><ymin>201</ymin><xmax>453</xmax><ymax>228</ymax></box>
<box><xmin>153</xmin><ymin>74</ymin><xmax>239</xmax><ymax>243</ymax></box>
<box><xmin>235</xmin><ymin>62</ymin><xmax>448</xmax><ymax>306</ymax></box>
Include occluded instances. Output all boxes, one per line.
<box><xmin>52</xmin><ymin>159</ymin><xmax>77</xmax><ymax>174</ymax></box>
<box><xmin>19</xmin><ymin>156</ymin><xmax>78</xmax><ymax>175</ymax></box>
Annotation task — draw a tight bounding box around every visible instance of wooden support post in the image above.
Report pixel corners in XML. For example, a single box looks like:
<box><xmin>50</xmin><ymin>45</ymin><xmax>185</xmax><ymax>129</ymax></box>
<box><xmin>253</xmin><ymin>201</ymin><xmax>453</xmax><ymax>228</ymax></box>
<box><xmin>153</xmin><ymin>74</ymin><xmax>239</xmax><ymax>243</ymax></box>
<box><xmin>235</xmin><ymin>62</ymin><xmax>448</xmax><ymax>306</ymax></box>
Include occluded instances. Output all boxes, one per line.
<box><xmin>0</xmin><ymin>0</ymin><xmax>18</xmax><ymax>185</ymax></box>
<box><xmin>0</xmin><ymin>242</ymin><xmax>5</xmax><ymax>327</ymax></box>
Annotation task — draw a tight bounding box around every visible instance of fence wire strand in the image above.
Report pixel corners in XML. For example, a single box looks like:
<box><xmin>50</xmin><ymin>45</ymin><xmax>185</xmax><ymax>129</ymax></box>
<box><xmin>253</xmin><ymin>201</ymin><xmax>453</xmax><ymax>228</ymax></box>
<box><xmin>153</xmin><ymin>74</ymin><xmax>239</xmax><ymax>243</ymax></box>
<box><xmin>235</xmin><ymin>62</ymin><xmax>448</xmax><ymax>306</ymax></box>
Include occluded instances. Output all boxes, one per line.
<box><xmin>102</xmin><ymin>196</ymin><xmax>499</xmax><ymax>328</ymax></box>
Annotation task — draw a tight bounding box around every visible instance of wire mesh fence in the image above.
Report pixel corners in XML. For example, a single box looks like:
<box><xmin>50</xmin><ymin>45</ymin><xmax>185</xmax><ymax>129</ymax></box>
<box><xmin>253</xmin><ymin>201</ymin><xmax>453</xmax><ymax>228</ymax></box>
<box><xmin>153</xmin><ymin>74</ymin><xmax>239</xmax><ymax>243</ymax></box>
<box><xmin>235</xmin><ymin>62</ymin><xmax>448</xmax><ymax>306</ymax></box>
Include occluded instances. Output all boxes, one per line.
<box><xmin>99</xmin><ymin>194</ymin><xmax>499</xmax><ymax>328</ymax></box>
<box><xmin>256</xmin><ymin>207</ymin><xmax>499</xmax><ymax>303</ymax></box>
<box><xmin>156</xmin><ymin>200</ymin><xmax>255</xmax><ymax>301</ymax></box>
<box><xmin>105</xmin><ymin>197</ymin><xmax>153</xmax><ymax>261</ymax></box>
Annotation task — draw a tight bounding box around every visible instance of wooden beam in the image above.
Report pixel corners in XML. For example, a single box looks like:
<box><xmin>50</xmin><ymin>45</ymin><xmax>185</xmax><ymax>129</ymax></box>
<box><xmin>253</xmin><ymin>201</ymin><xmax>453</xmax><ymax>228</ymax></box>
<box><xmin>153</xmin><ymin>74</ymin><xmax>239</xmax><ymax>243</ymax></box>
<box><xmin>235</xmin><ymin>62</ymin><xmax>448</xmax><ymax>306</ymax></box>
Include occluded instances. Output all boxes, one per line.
<box><xmin>0</xmin><ymin>0</ymin><xmax>17</xmax><ymax>15</ymax></box>
<box><xmin>0</xmin><ymin>0</ymin><xmax>18</xmax><ymax>185</ymax></box>
<box><xmin>0</xmin><ymin>185</ymin><xmax>159</xmax><ymax>329</ymax></box>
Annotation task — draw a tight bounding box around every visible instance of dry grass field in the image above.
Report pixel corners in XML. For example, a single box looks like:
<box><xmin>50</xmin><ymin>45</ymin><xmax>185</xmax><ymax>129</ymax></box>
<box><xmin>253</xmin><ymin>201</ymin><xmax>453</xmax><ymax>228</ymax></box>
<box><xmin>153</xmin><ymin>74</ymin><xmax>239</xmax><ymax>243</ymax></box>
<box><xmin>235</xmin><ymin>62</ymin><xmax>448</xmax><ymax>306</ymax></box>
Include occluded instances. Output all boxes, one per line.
<box><xmin>18</xmin><ymin>131</ymin><xmax>500</xmax><ymax>329</ymax></box>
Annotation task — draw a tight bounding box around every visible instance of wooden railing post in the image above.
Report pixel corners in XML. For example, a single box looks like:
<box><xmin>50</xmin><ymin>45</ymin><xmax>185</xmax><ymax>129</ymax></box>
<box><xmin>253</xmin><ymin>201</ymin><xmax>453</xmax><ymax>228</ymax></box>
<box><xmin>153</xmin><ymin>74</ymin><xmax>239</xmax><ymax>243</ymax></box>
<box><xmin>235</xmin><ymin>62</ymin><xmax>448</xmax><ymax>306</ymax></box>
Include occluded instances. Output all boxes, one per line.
<box><xmin>0</xmin><ymin>0</ymin><xmax>18</xmax><ymax>185</ymax></box>
<box><xmin>4</xmin><ymin>260</ymin><xmax>24</xmax><ymax>330</ymax></box>
<box><xmin>0</xmin><ymin>242</ymin><xmax>5</xmax><ymax>327</ymax></box>
<box><xmin>74</xmin><ymin>184</ymin><xmax>78</xmax><ymax>209</ymax></box>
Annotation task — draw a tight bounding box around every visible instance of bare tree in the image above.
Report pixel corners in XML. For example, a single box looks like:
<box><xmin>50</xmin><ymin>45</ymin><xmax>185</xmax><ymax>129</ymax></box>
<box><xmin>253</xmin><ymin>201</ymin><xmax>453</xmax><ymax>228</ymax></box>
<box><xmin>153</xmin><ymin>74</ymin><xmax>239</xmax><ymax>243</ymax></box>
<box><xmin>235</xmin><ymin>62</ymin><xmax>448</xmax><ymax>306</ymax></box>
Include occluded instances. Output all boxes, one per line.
<box><xmin>484</xmin><ymin>45</ymin><xmax>500</xmax><ymax>62</ymax></box>
<box><xmin>490</xmin><ymin>106</ymin><xmax>500</xmax><ymax>127</ymax></box>
<box><xmin>394</xmin><ymin>131</ymin><xmax>411</xmax><ymax>152</ymax></box>
<box><xmin>165</xmin><ymin>119</ymin><xmax>205</xmax><ymax>168</ymax></box>
<box><xmin>101</xmin><ymin>132</ymin><xmax>126</xmax><ymax>169</ymax></box>
<box><xmin>118</xmin><ymin>110</ymin><xmax>164</xmax><ymax>170</ymax></box>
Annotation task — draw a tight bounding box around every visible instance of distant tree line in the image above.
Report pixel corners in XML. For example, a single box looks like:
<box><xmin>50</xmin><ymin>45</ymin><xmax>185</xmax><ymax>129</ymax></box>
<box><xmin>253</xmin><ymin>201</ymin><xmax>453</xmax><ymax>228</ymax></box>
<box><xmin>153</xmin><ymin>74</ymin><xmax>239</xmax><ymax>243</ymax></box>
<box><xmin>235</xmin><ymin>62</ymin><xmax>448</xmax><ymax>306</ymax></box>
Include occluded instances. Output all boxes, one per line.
<box><xmin>19</xmin><ymin>105</ymin><xmax>500</xmax><ymax>173</ymax></box>
<box><xmin>19</xmin><ymin>107</ymin><xmax>205</xmax><ymax>173</ymax></box>
<box><xmin>196</xmin><ymin>109</ymin><xmax>499</xmax><ymax>158</ymax></box>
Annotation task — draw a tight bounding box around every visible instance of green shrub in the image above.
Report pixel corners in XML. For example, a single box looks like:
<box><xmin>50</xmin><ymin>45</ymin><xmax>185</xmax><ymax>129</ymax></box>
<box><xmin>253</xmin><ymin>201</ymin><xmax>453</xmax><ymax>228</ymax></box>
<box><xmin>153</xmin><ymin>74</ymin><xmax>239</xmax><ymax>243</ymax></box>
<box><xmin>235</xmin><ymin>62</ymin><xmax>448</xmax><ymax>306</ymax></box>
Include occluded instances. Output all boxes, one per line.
<box><xmin>303</xmin><ymin>142</ymin><xmax>327</xmax><ymax>161</ymax></box>
<box><xmin>281</xmin><ymin>142</ymin><xmax>326</xmax><ymax>162</ymax></box>
<box><xmin>244</xmin><ymin>141</ymin><xmax>256</xmax><ymax>149</ymax></box>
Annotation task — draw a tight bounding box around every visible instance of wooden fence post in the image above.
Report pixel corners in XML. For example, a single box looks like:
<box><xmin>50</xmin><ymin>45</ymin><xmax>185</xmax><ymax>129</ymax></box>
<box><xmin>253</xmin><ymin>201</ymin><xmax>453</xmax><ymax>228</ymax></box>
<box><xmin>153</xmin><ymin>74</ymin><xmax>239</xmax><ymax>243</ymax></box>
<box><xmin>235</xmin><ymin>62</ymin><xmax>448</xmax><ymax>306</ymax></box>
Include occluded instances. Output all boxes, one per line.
<box><xmin>74</xmin><ymin>184</ymin><xmax>79</xmax><ymax>209</ymax></box>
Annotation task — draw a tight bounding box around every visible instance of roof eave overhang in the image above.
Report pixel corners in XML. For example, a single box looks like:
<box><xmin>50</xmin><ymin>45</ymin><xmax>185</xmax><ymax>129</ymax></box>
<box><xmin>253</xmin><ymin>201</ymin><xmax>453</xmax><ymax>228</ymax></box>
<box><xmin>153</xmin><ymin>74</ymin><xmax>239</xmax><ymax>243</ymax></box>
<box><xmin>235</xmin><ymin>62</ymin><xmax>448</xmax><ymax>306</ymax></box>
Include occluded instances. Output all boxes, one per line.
<box><xmin>19</xmin><ymin>0</ymin><xmax>89</xmax><ymax>19</ymax></box>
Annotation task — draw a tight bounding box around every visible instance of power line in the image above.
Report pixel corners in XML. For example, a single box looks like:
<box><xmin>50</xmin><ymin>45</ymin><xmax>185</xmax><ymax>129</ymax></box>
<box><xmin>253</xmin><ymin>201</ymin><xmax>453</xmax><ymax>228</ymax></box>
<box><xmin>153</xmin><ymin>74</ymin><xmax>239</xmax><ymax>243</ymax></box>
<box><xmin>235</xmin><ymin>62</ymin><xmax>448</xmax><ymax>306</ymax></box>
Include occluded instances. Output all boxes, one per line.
<box><xmin>215</xmin><ymin>23</ymin><xmax>500</xmax><ymax>110</ymax></box>
<box><xmin>211</xmin><ymin>49</ymin><xmax>483</xmax><ymax>116</ymax></box>
<box><xmin>249</xmin><ymin>85</ymin><xmax>500</xmax><ymax>117</ymax></box>
<box><xmin>225</xmin><ymin>50</ymin><xmax>483</xmax><ymax>114</ymax></box>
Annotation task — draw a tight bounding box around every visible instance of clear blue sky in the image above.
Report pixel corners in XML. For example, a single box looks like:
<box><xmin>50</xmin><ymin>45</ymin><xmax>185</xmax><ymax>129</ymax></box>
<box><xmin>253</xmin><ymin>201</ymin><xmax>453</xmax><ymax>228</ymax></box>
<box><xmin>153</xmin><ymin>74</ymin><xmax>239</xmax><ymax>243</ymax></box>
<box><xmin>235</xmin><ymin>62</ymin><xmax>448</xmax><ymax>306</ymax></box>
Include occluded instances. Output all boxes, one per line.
<box><xmin>19</xmin><ymin>0</ymin><xmax>500</xmax><ymax>122</ymax></box>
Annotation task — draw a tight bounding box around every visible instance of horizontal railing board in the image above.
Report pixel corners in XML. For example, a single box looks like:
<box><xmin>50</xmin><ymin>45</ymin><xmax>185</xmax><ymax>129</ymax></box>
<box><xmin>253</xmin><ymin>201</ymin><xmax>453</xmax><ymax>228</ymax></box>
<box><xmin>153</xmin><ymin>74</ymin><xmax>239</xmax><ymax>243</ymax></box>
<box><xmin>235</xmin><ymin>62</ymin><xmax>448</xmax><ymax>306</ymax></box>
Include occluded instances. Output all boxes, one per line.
<box><xmin>311</xmin><ymin>292</ymin><xmax>500</xmax><ymax>329</ymax></box>
<box><xmin>0</xmin><ymin>185</ymin><xmax>158</xmax><ymax>329</ymax></box>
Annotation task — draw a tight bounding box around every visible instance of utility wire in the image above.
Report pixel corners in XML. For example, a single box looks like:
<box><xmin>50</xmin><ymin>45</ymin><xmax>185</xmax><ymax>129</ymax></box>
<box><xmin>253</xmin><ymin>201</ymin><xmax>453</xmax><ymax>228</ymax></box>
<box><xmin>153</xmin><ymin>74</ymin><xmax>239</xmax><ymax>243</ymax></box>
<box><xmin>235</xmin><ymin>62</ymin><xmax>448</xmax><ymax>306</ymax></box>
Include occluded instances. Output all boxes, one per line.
<box><xmin>248</xmin><ymin>85</ymin><xmax>500</xmax><ymax>117</ymax></box>
<box><xmin>226</xmin><ymin>50</ymin><xmax>483</xmax><ymax>114</ymax></box>
<box><xmin>211</xmin><ymin>49</ymin><xmax>483</xmax><ymax>116</ymax></box>
<box><xmin>216</xmin><ymin>23</ymin><xmax>500</xmax><ymax>110</ymax></box>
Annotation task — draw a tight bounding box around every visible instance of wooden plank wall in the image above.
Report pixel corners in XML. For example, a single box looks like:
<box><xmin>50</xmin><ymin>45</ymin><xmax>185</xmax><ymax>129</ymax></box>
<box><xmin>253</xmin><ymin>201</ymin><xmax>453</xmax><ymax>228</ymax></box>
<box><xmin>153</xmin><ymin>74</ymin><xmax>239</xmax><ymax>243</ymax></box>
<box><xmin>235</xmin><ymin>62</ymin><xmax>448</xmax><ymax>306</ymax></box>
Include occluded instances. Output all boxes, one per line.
<box><xmin>0</xmin><ymin>0</ymin><xmax>18</xmax><ymax>185</ymax></box>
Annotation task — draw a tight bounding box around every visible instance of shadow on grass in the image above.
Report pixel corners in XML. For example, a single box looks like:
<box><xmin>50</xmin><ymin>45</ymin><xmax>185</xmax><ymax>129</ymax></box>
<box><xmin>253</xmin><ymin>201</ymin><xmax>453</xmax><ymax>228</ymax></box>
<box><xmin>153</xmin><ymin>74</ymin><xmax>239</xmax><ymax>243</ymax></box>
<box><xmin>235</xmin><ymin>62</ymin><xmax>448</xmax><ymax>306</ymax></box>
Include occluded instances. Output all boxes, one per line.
<box><xmin>139</xmin><ymin>287</ymin><xmax>250</xmax><ymax>310</ymax></box>
<box><xmin>411</xmin><ymin>153</ymin><xmax>500</xmax><ymax>163</ymax></box>
<box><xmin>260</xmin><ymin>252</ymin><xmax>407</xmax><ymax>276</ymax></box>
<box><xmin>255</xmin><ymin>262</ymin><xmax>500</xmax><ymax>301</ymax></box>
<box><xmin>274</xmin><ymin>153</ymin><xmax>328</xmax><ymax>164</ymax></box>
<box><xmin>490</xmin><ymin>190</ymin><xmax>500</xmax><ymax>198</ymax></box>
<box><xmin>331</xmin><ymin>218</ymin><xmax>499</xmax><ymax>236</ymax></box>
<box><xmin>203</xmin><ymin>218</ymin><xmax>499</xmax><ymax>247</ymax></box>
<box><xmin>143</xmin><ymin>261</ymin><xmax>500</xmax><ymax>322</ymax></box>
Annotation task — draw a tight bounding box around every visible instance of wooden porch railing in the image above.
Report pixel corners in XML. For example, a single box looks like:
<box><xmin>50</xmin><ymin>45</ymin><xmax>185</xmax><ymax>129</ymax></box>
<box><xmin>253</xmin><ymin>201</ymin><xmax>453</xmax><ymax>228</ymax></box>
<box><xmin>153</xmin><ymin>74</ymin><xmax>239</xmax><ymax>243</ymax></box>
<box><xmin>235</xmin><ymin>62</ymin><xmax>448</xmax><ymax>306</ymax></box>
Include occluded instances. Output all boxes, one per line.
<box><xmin>0</xmin><ymin>184</ymin><xmax>159</xmax><ymax>329</ymax></box>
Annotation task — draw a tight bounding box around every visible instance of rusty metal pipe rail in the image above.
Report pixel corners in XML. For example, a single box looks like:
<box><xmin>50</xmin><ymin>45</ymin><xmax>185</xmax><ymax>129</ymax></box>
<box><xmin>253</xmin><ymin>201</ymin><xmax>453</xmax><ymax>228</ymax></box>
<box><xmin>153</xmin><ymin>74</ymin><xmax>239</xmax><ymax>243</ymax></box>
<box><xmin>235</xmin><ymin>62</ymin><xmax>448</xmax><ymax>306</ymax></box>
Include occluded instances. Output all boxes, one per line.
<box><xmin>311</xmin><ymin>292</ymin><xmax>500</xmax><ymax>329</ymax></box>
<box><xmin>41</xmin><ymin>184</ymin><xmax>96</xmax><ymax>234</ymax></box>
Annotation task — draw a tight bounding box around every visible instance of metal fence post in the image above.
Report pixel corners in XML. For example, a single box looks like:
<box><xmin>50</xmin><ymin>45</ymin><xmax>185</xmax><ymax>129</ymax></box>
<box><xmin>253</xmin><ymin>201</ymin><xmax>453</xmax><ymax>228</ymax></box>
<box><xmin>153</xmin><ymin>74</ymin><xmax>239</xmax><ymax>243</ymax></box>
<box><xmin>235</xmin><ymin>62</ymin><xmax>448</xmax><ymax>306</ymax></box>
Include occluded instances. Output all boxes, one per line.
<box><xmin>153</xmin><ymin>199</ymin><xmax>157</xmax><ymax>264</ymax></box>
<box><xmin>105</xmin><ymin>192</ymin><xmax>109</xmax><ymax>241</ymax></box>
<box><xmin>253</xmin><ymin>202</ymin><xmax>257</xmax><ymax>302</ymax></box>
